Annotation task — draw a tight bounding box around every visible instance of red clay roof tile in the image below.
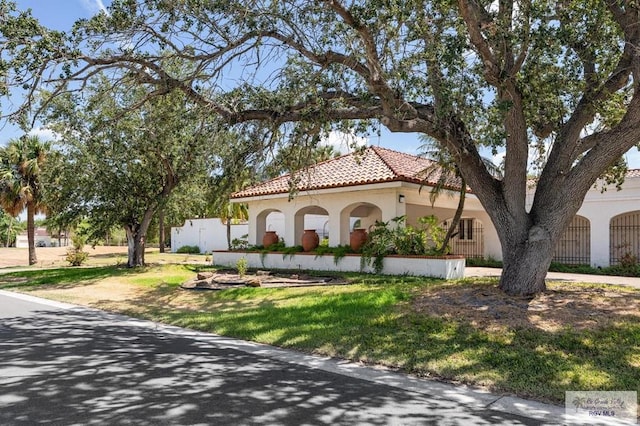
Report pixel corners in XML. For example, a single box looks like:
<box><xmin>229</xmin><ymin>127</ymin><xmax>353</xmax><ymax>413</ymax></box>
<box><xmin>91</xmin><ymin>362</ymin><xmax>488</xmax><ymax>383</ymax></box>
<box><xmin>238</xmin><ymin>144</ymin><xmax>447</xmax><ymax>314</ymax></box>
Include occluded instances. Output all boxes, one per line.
<box><xmin>232</xmin><ymin>146</ymin><xmax>463</xmax><ymax>198</ymax></box>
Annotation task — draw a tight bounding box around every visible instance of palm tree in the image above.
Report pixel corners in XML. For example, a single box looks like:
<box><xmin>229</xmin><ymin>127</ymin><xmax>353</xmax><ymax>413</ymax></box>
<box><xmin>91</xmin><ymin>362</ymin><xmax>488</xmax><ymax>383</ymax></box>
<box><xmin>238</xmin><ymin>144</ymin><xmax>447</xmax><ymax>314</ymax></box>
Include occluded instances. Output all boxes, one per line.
<box><xmin>0</xmin><ymin>135</ymin><xmax>50</xmax><ymax>265</ymax></box>
<box><xmin>418</xmin><ymin>136</ymin><xmax>500</xmax><ymax>254</ymax></box>
<box><xmin>216</xmin><ymin>201</ymin><xmax>249</xmax><ymax>250</ymax></box>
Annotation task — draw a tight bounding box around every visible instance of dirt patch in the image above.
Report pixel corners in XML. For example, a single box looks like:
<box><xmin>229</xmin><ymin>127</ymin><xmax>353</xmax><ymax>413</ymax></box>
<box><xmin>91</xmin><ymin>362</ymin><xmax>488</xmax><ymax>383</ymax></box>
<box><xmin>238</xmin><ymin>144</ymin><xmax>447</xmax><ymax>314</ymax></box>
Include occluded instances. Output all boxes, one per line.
<box><xmin>412</xmin><ymin>282</ymin><xmax>640</xmax><ymax>332</ymax></box>
<box><xmin>0</xmin><ymin>246</ymin><xmax>130</xmax><ymax>269</ymax></box>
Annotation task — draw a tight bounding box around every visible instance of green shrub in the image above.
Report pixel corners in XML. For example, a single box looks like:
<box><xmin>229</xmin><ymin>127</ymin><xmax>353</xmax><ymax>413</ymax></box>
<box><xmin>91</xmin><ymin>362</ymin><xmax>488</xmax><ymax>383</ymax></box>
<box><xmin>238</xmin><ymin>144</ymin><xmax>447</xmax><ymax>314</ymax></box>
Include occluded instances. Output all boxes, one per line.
<box><xmin>231</xmin><ymin>235</ymin><xmax>249</xmax><ymax>251</ymax></box>
<box><xmin>360</xmin><ymin>215</ymin><xmax>446</xmax><ymax>273</ymax></box>
<box><xmin>176</xmin><ymin>245</ymin><xmax>201</xmax><ymax>254</ymax></box>
<box><xmin>65</xmin><ymin>234</ymin><xmax>89</xmax><ymax>266</ymax></box>
<box><xmin>236</xmin><ymin>257</ymin><xmax>248</xmax><ymax>277</ymax></box>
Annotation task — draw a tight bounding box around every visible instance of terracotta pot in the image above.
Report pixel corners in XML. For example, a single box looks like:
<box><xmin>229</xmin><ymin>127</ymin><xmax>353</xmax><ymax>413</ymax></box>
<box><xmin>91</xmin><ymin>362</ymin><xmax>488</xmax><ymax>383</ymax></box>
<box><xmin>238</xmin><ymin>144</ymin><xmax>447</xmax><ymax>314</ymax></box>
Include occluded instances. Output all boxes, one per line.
<box><xmin>262</xmin><ymin>231</ymin><xmax>278</xmax><ymax>247</ymax></box>
<box><xmin>350</xmin><ymin>228</ymin><xmax>368</xmax><ymax>252</ymax></box>
<box><xmin>301</xmin><ymin>229</ymin><xmax>320</xmax><ymax>252</ymax></box>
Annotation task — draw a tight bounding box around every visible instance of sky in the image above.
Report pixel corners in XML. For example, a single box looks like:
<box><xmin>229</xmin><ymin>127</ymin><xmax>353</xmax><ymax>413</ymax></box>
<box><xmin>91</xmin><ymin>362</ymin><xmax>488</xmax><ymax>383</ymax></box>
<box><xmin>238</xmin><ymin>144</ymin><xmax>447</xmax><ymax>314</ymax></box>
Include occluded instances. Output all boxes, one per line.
<box><xmin>3</xmin><ymin>0</ymin><xmax>640</xmax><ymax>170</ymax></box>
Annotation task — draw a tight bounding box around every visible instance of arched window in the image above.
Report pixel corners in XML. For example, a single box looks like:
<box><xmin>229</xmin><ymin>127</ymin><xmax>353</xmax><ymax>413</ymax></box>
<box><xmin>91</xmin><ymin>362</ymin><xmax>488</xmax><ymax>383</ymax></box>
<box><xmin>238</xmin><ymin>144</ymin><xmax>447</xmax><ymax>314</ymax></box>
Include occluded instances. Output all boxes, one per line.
<box><xmin>553</xmin><ymin>215</ymin><xmax>590</xmax><ymax>265</ymax></box>
<box><xmin>610</xmin><ymin>211</ymin><xmax>640</xmax><ymax>265</ymax></box>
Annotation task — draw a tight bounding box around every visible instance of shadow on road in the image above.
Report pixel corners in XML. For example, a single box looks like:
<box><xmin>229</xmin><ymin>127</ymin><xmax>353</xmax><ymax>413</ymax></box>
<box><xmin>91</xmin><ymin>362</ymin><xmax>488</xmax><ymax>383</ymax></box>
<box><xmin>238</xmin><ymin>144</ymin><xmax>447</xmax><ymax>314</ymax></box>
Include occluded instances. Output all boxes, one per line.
<box><xmin>0</xmin><ymin>306</ymin><xmax>541</xmax><ymax>425</ymax></box>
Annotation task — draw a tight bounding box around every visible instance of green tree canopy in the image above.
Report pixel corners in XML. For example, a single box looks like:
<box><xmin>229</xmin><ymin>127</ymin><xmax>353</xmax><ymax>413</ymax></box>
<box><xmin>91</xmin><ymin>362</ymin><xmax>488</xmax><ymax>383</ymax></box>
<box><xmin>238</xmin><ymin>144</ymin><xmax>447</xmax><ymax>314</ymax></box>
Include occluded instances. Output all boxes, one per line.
<box><xmin>3</xmin><ymin>0</ymin><xmax>640</xmax><ymax>294</ymax></box>
<box><xmin>44</xmin><ymin>75</ymin><xmax>221</xmax><ymax>267</ymax></box>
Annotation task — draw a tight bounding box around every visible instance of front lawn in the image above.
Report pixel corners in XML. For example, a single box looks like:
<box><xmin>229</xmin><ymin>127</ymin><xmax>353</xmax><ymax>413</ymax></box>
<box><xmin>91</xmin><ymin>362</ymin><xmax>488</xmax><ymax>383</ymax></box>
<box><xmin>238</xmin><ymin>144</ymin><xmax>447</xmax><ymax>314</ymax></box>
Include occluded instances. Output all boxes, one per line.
<box><xmin>1</xmin><ymin>264</ymin><xmax>638</xmax><ymax>406</ymax></box>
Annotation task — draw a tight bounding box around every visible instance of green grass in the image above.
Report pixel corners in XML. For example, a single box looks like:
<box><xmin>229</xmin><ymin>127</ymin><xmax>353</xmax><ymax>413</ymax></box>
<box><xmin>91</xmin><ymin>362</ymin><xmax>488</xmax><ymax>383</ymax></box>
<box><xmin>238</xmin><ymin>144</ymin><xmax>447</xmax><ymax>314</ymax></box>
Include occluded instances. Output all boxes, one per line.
<box><xmin>0</xmin><ymin>266</ymin><xmax>128</xmax><ymax>288</ymax></box>
<box><xmin>1</xmin><ymin>266</ymin><xmax>638</xmax><ymax>405</ymax></box>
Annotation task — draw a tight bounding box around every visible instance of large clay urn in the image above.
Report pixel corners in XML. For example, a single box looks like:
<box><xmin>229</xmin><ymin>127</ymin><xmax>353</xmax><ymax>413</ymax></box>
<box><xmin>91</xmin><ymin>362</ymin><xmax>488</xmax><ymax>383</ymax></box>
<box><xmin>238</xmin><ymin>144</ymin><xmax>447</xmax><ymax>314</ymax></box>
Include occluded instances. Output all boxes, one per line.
<box><xmin>301</xmin><ymin>229</ymin><xmax>320</xmax><ymax>252</ymax></box>
<box><xmin>350</xmin><ymin>228</ymin><xmax>368</xmax><ymax>252</ymax></box>
<box><xmin>262</xmin><ymin>231</ymin><xmax>279</xmax><ymax>247</ymax></box>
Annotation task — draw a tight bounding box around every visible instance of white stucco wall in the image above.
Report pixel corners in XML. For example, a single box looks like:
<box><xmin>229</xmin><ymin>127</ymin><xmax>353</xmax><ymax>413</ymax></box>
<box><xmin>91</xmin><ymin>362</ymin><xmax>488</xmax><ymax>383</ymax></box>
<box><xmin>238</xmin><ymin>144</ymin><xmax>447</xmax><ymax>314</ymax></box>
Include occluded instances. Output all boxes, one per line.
<box><xmin>171</xmin><ymin>215</ymin><xmax>332</xmax><ymax>253</ymax></box>
<box><xmin>171</xmin><ymin>218</ymin><xmax>249</xmax><ymax>253</ymax></box>
<box><xmin>258</xmin><ymin>212</ymin><xmax>336</xmax><ymax>241</ymax></box>
<box><xmin>577</xmin><ymin>177</ymin><xmax>640</xmax><ymax>267</ymax></box>
<box><xmin>239</xmin><ymin>182</ymin><xmax>410</xmax><ymax>248</ymax></box>
<box><xmin>526</xmin><ymin>175</ymin><xmax>640</xmax><ymax>267</ymax></box>
<box><xmin>213</xmin><ymin>251</ymin><xmax>465</xmax><ymax>280</ymax></box>
<box><xmin>15</xmin><ymin>234</ymin><xmax>51</xmax><ymax>248</ymax></box>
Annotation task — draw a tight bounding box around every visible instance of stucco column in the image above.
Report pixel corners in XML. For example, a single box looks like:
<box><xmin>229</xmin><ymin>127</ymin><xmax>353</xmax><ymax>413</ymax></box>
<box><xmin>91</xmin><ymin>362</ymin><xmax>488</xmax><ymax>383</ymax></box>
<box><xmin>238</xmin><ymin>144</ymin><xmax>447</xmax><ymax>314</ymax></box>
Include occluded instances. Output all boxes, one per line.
<box><xmin>280</xmin><ymin>206</ymin><xmax>296</xmax><ymax>247</ymax></box>
<box><xmin>326</xmin><ymin>207</ymin><xmax>342</xmax><ymax>247</ymax></box>
<box><xmin>588</xmin><ymin>213</ymin><xmax>610</xmax><ymax>267</ymax></box>
<box><xmin>249</xmin><ymin>210</ymin><xmax>260</xmax><ymax>246</ymax></box>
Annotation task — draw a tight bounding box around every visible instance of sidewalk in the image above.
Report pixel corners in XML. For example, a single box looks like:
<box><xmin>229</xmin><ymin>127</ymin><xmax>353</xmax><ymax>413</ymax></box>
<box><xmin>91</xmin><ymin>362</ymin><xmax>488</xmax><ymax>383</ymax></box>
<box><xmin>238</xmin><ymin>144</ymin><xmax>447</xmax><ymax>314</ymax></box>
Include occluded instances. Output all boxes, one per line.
<box><xmin>467</xmin><ymin>267</ymin><xmax>640</xmax><ymax>290</ymax></box>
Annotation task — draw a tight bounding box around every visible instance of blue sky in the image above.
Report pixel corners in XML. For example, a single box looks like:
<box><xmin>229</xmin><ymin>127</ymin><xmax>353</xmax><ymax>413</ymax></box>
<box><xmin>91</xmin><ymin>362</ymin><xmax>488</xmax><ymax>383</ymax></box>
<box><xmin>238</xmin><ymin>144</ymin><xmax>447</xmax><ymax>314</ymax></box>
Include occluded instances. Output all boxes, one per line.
<box><xmin>3</xmin><ymin>0</ymin><xmax>640</xmax><ymax>170</ymax></box>
<box><xmin>14</xmin><ymin>0</ymin><xmax>109</xmax><ymax>28</ymax></box>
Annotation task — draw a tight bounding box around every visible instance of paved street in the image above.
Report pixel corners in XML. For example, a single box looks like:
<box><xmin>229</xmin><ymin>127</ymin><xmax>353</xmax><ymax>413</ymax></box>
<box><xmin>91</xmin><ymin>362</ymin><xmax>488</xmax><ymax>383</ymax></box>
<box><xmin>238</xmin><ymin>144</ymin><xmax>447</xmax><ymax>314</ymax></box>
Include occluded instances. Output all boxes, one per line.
<box><xmin>0</xmin><ymin>291</ymin><xmax>557</xmax><ymax>425</ymax></box>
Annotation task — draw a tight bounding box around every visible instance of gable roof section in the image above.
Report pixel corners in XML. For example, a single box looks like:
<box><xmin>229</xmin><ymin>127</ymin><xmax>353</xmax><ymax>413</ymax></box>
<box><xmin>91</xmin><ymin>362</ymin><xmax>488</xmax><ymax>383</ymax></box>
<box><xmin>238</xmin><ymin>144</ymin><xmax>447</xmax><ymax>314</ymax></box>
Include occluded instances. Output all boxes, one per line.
<box><xmin>232</xmin><ymin>146</ymin><xmax>462</xmax><ymax>199</ymax></box>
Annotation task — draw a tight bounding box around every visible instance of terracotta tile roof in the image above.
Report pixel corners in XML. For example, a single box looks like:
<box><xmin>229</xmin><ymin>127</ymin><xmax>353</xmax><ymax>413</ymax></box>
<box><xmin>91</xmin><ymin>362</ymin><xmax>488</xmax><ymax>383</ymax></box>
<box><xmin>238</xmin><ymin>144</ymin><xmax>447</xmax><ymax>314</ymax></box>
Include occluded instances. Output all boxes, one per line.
<box><xmin>232</xmin><ymin>146</ymin><xmax>463</xmax><ymax>198</ymax></box>
<box><xmin>627</xmin><ymin>169</ymin><xmax>640</xmax><ymax>178</ymax></box>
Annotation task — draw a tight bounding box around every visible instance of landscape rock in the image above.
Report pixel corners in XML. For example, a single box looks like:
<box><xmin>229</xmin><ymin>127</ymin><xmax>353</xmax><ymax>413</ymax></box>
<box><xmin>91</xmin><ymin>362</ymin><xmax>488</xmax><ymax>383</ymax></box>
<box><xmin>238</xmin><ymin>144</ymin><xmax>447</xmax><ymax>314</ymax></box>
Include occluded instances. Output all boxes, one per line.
<box><xmin>197</xmin><ymin>271</ymin><xmax>215</xmax><ymax>280</ymax></box>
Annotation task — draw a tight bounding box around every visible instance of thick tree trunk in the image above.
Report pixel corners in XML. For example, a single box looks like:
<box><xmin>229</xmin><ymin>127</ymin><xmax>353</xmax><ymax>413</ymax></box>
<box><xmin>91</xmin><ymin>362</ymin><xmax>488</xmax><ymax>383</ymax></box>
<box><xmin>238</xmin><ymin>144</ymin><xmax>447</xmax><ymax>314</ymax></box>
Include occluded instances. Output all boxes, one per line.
<box><xmin>27</xmin><ymin>202</ymin><xmax>37</xmax><ymax>265</ymax></box>
<box><xmin>226</xmin><ymin>219</ymin><xmax>232</xmax><ymax>250</ymax></box>
<box><xmin>158</xmin><ymin>209</ymin><xmax>165</xmax><ymax>253</ymax></box>
<box><xmin>499</xmin><ymin>235</ymin><xmax>553</xmax><ymax>296</ymax></box>
<box><xmin>124</xmin><ymin>206</ymin><xmax>158</xmax><ymax>267</ymax></box>
<box><xmin>125</xmin><ymin>226</ymin><xmax>146</xmax><ymax>267</ymax></box>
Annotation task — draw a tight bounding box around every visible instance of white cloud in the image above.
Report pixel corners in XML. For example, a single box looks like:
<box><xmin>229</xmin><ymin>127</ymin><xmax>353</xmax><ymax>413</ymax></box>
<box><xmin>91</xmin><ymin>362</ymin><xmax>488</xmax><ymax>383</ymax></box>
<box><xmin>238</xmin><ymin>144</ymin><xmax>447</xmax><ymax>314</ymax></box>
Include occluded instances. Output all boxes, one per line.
<box><xmin>28</xmin><ymin>128</ymin><xmax>59</xmax><ymax>141</ymax></box>
<box><xmin>79</xmin><ymin>0</ymin><xmax>110</xmax><ymax>16</ymax></box>
<box><xmin>320</xmin><ymin>130</ymin><xmax>367</xmax><ymax>155</ymax></box>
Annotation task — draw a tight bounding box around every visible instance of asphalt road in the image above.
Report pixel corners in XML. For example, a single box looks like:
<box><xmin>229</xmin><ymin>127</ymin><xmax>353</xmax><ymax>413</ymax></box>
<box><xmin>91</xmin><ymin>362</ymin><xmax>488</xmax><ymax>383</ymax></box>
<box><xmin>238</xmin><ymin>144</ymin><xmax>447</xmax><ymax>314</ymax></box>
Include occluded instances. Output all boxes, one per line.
<box><xmin>0</xmin><ymin>291</ymin><xmax>547</xmax><ymax>425</ymax></box>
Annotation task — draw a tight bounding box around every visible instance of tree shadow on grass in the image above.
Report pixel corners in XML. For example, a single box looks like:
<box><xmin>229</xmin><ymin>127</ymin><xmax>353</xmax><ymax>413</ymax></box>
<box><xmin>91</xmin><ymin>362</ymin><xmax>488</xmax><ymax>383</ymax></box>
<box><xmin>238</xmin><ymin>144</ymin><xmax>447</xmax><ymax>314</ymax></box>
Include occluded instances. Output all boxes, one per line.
<box><xmin>118</xmin><ymin>282</ymin><xmax>640</xmax><ymax>408</ymax></box>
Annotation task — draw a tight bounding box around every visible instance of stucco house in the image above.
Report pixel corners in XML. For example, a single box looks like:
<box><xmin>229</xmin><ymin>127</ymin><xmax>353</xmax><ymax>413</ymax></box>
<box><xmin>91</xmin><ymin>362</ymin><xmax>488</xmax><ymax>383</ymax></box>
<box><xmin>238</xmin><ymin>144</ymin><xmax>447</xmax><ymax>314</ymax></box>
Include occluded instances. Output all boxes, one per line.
<box><xmin>231</xmin><ymin>146</ymin><xmax>640</xmax><ymax>268</ymax></box>
<box><xmin>231</xmin><ymin>146</ymin><xmax>500</xmax><ymax>260</ymax></box>
<box><xmin>15</xmin><ymin>227</ymin><xmax>52</xmax><ymax>248</ymax></box>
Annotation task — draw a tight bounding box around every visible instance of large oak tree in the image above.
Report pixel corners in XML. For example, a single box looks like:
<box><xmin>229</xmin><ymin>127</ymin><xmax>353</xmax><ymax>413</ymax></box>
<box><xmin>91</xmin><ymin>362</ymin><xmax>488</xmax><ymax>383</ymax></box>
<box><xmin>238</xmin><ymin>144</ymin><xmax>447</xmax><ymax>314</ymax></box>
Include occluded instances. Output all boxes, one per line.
<box><xmin>45</xmin><ymin>76</ymin><xmax>220</xmax><ymax>267</ymax></box>
<box><xmin>3</xmin><ymin>0</ymin><xmax>640</xmax><ymax>294</ymax></box>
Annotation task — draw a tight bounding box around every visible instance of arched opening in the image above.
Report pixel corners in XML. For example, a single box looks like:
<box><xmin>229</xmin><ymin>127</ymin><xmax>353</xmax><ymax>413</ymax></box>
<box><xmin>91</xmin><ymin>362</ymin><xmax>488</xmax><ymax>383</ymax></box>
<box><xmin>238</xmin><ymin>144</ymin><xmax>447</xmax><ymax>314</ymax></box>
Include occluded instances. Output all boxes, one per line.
<box><xmin>553</xmin><ymin>215</ymin><xmax>590</xmax><ymax>265</ymax></box>
<box><xmin>340</xmin><ymin>202</ymin><xmax>383</xmax><ymax>246</ymax></box>
<box><xmin>442</xmin><ymin>217</ymin><xmax>484</xmax><ymax>258</ymax></box>
<box><xmin>256</xmin><ymin>209</ymin><xmax>284</xmax><ymax>246</ymax></box>
<box><xmin>610</xmin><ymin>211</ymin><xmax>640</xmax><ymax>265</ymax></box>
<box><xmin>294</xmin><ymin>206</ymin><xmax>330</xmax><ymax>247</ymax></box>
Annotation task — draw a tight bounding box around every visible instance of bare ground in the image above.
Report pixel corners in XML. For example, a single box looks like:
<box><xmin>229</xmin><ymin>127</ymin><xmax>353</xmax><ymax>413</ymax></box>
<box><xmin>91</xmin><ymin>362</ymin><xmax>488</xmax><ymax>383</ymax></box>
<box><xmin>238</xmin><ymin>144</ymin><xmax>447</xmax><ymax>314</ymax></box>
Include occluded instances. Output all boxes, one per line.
<box><xmin>0</xmin><ymin>246</ymin><xmax>130</xmax><ymax>269</ymax></box>
<box><xmin>413</xmin><ymin>281</ymin><xmax>640</xmax><ymax>332</ymax></box>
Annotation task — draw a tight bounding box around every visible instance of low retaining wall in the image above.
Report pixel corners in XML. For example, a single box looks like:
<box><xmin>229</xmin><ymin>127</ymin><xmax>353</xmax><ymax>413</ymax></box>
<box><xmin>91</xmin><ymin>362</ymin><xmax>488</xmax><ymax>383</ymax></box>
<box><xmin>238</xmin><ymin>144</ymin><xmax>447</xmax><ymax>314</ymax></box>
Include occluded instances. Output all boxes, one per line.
<box><xmin>212</xmin><ymin>251</ymin><xmax>465</xmax><ymax>280</ymax></box>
